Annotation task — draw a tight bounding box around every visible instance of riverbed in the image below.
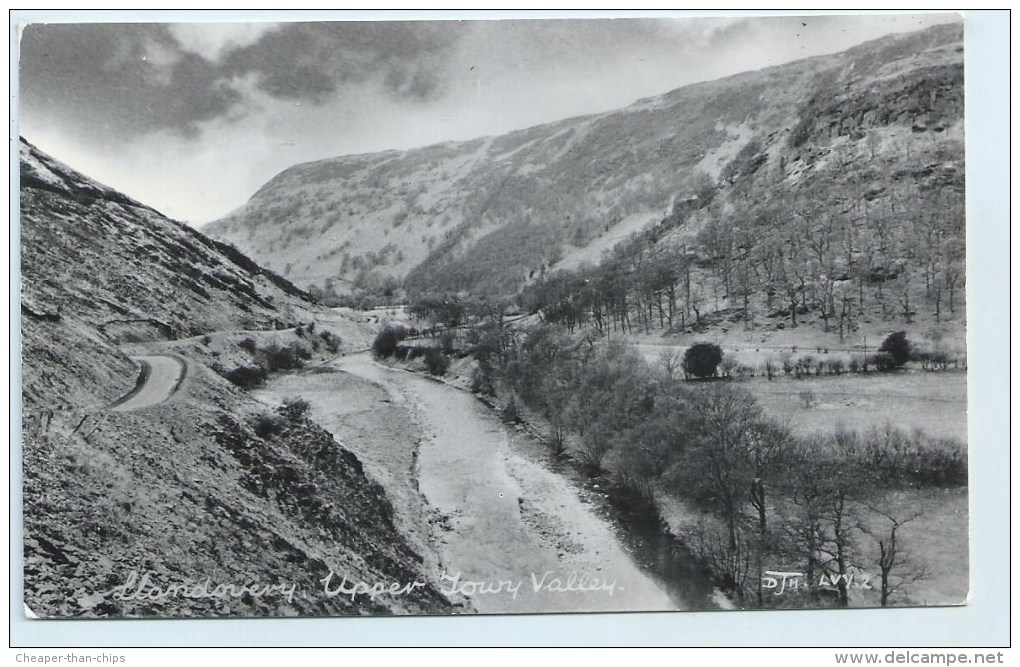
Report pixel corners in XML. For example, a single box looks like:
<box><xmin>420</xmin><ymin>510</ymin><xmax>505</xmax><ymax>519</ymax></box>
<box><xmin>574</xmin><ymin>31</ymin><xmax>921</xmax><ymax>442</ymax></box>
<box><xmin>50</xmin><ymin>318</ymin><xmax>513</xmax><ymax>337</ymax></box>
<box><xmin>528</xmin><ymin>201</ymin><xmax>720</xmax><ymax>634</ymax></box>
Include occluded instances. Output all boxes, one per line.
<box><xmin>255</xmin><ymin>352</ymin><xmax>685</xmax><ymax>614</ymax></box>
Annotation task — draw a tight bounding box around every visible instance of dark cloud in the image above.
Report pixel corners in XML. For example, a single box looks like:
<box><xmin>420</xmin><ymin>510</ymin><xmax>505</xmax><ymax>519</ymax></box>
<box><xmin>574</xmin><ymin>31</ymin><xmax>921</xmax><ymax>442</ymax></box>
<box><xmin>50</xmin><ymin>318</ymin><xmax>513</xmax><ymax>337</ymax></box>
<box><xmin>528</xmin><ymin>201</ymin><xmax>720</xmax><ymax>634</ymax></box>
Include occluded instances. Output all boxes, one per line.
<box><xmin>20</xmin><ymin>23</ymin><xmax>242</xmax><ymax>139</ymax></box>
<box><xmin>220</xmin><ymin>21</ymin><xmax>459</xmax><ymax>104</ymax></box>
<box><xmin>20</xmin><ymin>21</ymin><xmax>464</xmax><ymax>143</ymax></box>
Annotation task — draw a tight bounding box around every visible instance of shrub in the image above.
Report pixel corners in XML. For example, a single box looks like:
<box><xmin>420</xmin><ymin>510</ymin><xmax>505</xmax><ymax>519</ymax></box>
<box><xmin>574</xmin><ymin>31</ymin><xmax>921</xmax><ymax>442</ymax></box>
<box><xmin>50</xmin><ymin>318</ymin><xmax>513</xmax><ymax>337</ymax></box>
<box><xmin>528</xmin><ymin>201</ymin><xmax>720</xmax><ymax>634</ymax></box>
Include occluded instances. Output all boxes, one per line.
<box><xmin>440</xmin><ymin>331</ymin><xmax>456</xmax><ymax>355</ymax></box>
<box><xmin>239</xmin><ymin>337</ymin><xmax>257</xmax><ymax>354</ymax></box>
<box><xmin>278</xmin><ymin>397</ymin><xmax>311</xmax><ymax>422</ymax></box>
<box><xmin>862</xmin><ymin>424</ymin><xmax>967</xmax><ymax>487</ymax></box>
<box><xmin>578</xmin><ymin>433</ymin><xmax>611</xmax><ymax>471</ymax></box>
<box><xmin>471</xmin><ymin>364</ymin><xmax>495</xmax><ymax>396</ymax></box>
<box><xmin>224</xmin><ymin>365</ymin><xmax>268</xmax><ymax>389</ymax></box>
<box><xmin>879</xmin><ymin>331</ymin><xmax>911</xmax><ymax>367</ymax></box>
<box><xmin>201</xmin><ymin>335</ymin><xmax>212</xmax><ymax>346</ymax></box>
<box><xmin>683</xmin><ymin>342</ymin><xmax>723</xmax><ymax>379</ymax></box>
<box><xmin>373</xmin><ymin>325</ymin><xmax>408</xmax><ymax>358</ymax></box>
<box><xmin>501</xmin><ymin>395</ymin><xmax>521</xmax><ymax>424</ymax></box>
<box><xmin>869</xmin><ymin>352</ymin><xmax>898</xmax><ymax>372</ymax></box>
<box><xmin>719</xmin><ymin>356</ymin><xmax>738</xmax><ymax>379</ymax></box>
<box><xmin>261</xmin><ymin>343</ymin><xmax>306</xmax><ymax>371</ymax></box>
<box><xmin>319</xmin><ymin>330</ymin><xmax>342</xmax><ymax>353</ymax></box>
<box><xmin>253</xmin><ymin>413</ymin><xmax>285</xmax><ymax>439</ymax></box>
<box><xmin>424</xmin><ymin>348</ymin><xmax>450</xmax><ymax>376</ymax></box>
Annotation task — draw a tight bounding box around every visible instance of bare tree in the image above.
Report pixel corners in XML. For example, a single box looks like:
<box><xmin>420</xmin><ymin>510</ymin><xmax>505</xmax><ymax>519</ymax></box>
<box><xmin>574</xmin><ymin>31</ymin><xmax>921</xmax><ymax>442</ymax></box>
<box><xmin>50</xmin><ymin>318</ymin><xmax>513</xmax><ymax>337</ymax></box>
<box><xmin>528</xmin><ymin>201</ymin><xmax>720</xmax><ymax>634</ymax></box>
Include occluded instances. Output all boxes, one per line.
<box><xmin>745</xmin><ymin>419</ymin><xmax>793</xmax><ymax>606</ymax></box>
<box><xmin>862</xmin><ymin>505</ymin><xmax>929</xmax><ymax>606</ymax></box>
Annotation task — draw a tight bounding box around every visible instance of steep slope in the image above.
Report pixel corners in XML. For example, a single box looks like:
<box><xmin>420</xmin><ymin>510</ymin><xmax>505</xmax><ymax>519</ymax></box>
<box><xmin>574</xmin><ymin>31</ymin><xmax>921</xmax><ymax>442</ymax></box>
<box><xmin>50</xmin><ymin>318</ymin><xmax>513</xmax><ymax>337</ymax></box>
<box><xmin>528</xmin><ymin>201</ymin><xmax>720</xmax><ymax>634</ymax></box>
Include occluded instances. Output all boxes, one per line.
<box><xmin>518</xmin><ymin>21</ymin><xmax>964</xmax><ymax>343</ymax></box>
<box><xmin>19</xmin><ymin>140</ymin><xmax>454</xmax><ymax>618</ymax></box>
<box><xmin>205</xmin><ymin>22</ymin><xmax>963</xmax><ymax>301</ymax></box>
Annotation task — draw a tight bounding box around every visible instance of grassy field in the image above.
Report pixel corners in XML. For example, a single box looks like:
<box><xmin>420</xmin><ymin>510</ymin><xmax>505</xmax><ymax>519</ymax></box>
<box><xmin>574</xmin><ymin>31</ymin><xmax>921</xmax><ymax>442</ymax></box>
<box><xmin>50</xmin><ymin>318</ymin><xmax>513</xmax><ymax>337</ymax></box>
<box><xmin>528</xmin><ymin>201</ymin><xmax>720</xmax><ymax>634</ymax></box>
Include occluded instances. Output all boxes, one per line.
<box><xmin>744</xmin><ymin>370</ymin><xmax>967</xmax><ymax>442</ymax></box>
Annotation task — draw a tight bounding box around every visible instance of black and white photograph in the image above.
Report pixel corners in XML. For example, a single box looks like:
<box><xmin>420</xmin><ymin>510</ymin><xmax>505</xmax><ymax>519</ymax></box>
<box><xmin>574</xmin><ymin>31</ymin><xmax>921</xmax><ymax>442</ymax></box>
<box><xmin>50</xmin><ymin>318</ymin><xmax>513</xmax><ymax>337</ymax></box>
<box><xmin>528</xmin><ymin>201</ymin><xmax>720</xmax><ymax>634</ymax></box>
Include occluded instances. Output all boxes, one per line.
<box><xmin>17</xmin><ymin>12</ymin><xmax>969</xmax><ymax>620</ymax></box>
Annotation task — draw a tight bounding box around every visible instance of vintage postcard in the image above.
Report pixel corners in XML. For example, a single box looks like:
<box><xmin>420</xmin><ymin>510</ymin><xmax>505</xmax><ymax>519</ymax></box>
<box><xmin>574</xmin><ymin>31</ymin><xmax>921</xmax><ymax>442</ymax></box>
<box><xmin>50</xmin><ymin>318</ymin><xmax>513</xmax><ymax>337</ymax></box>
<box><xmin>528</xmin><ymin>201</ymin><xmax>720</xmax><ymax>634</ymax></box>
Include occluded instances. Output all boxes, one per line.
<box><xmin>18</xmin><ymin>12</ymin><xmax>967</xmax><ymax>619</ymax></box>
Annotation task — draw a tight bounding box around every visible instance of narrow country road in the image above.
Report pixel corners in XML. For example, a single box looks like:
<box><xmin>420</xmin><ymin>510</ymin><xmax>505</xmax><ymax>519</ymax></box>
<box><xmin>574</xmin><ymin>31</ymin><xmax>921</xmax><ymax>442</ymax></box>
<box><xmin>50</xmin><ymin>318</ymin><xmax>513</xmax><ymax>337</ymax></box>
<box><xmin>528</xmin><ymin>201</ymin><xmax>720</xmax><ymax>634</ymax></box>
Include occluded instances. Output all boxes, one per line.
<box><xmin>334</xmin><ymin>353</ymin><xmax>679</xmax><ymax>614</ymax></box>
<box><xmin>109</xmin><ymin>355</ymin><xmax>186</xmax><ymax>411</ymax></box>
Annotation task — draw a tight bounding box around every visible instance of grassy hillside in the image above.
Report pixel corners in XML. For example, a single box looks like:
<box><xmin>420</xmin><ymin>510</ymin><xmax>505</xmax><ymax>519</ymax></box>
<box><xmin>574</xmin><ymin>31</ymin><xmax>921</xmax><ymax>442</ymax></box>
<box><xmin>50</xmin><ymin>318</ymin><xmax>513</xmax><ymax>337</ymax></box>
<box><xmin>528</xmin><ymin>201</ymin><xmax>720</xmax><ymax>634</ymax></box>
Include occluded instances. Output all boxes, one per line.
<box><xmin>206</xmin><ymin>22</ymin><xmax>963</xmax><ymax>313</ymax></box>
<box><xmin>20</xmin><ymin>139</ymin><xmax>453</xmax><ymax>618</ymax></box>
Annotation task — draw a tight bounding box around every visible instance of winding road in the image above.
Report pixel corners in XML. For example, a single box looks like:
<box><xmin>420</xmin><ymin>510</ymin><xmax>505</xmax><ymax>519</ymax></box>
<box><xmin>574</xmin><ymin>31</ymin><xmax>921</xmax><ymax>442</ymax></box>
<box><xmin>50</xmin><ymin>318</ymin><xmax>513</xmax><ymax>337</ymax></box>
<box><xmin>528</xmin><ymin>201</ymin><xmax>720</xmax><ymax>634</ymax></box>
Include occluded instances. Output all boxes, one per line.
<box><xmin>109</xmin><ymin>355</ymin><xmax>186</xmax><ymax>411</ymax></box>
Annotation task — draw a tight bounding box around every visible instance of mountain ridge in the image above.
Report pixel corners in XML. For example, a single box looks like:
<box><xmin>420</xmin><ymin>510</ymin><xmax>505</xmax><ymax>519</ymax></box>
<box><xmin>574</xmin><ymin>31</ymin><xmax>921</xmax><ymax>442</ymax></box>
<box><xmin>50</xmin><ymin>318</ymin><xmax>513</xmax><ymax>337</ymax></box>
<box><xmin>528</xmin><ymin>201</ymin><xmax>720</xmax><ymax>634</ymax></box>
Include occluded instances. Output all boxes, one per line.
<box><xmin>205</xmin><ymin>22</ymin><xmax>963</xmax><ymax>307</ymax></box>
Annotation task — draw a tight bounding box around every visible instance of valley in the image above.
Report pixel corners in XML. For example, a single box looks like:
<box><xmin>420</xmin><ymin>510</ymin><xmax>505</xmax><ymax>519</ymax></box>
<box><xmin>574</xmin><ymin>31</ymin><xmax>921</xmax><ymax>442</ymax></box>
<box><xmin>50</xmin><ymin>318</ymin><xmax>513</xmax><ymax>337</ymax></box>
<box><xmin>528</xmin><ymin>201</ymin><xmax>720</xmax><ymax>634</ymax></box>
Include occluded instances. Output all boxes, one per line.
<box><xmin>19</xmin><ymin>19</ymin><xmax>970</xmax><ymax>619</ymax></box>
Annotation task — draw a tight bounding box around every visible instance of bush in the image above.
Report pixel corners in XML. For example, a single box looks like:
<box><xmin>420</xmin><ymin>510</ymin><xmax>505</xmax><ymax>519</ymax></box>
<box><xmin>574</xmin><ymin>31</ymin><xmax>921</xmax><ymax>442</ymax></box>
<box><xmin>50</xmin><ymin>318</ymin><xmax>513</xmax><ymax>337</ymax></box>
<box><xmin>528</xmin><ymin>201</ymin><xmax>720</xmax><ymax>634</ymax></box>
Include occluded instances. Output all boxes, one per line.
<box><xmin>879</xmin><ymin>331</ymin><xmax>911</xmax><ymax>367</ymax></box>
<box><xmin>424</xmin><ymin>348</ymin><xmax>450</xmax><ymax>376</ymax></box>
<box><xmin>440</xmin><ymin>331</ymin><xmax>456</xmax><ymax>355</ymax></box>
<box><xmin>319</xmin><ymin>330</ymin><xmax>342</xmax><ymax>353</ymax></box>
<box><xmin>239</xmin><ymin>338</ymin><xmax>257</xmax><ymax>354</ymax></box>
<box><xmin>862</xmin><ymin>424</ymin><xmax>967</xmax><ymax>487</ymax></box>
<box><xmin>373</xmin><ymin>325</ymin><xmax>408</xmax><ymax>358</ymax></box>
<box><xmin>253</xmin><ymin>413</ymin><xmax>285</xmax><ymax>439</ymax></box>
<box><xmin>869</xmin><ymin>351</ymin><xmax>898</xmax><ymax>372</ymax></box>
<box><xmin>278</xmin><ymin>397</ymin><xmax>311</xmax><ymax>422</ymax></box>
<box><xmin>294</xmin><ymin>342</ymin><xmax>313</xmax><ymax>361</ymax></box>
<box><xmin>261</xmin><ymin>343</ymin><xmax>306</xmax><ymax>371</ymax></box>
<box><xmin>224</xmin><ymin>365</ymin><xmax>268</xmax><ymax>389</ymax></box>
<box><xmin>683</xmin><ymin>342</ymin><xmax>723</xmax><ymax>379</ymax></box>
<box><xmin>501</xmin><ymin>395</ymin><xmax>521</xmax><ymax>424</ymax></box>
<box><xmin>471</xmin><ymin>364</ymin><xmax>495</xmax><ymax>396</ymax></box>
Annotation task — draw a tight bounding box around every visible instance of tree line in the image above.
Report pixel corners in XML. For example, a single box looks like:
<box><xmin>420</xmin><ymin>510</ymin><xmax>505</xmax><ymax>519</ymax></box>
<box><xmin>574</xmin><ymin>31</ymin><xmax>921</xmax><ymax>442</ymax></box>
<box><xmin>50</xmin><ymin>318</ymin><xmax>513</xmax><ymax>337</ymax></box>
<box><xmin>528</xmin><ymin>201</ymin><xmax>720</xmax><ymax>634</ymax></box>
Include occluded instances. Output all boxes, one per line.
<box><xmin>520</xmin><ymin>147</ymin><xmax>964</xmax><ymax>340</ymax></box>
<box><xmin>479</xmin><ymin>325</ymin><xmax>966</xmax><ymax>607</ymax></box>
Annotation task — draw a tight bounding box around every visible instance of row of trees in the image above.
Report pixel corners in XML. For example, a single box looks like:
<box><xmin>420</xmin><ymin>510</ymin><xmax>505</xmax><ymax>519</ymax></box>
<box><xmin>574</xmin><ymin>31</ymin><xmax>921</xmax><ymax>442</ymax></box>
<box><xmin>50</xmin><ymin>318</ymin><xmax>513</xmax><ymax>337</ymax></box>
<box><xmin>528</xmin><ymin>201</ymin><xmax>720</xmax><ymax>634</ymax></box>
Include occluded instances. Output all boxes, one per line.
<box><xmin>520</xmin><ymin>135</ymin><xmax>964</xmax><ymax>339</ymax></box>
<box><xmin>682</xmin><ymin>331</ymin><xmax>913</xmax><ymax>380</ymax></box>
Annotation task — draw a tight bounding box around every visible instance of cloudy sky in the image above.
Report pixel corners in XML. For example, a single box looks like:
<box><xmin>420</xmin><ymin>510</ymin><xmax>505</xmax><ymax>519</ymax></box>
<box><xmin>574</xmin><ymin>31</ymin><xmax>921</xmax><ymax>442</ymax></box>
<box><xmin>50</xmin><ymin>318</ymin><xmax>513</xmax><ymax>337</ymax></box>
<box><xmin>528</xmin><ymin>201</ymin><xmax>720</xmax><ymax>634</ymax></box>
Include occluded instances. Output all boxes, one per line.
<box><xmin>17</xmin><ymin>11</ymin><xmax>958</xmax><ymax>224</ymax></box>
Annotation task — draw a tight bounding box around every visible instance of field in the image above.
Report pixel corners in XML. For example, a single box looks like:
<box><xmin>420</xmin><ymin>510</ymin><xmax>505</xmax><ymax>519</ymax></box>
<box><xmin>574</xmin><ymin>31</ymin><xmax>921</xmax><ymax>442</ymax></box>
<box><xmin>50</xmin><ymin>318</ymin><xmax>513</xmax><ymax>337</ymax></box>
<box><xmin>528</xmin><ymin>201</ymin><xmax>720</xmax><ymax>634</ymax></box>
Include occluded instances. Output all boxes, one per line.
<box><xmin>629</xmin><ymin>326</ymin><xmax>967</xmax><ymax>443</ymax></box>
<box><xmin>744</xmin><ymin>370</ymin><xmax>967</xmax><ymax>442</ymax></box>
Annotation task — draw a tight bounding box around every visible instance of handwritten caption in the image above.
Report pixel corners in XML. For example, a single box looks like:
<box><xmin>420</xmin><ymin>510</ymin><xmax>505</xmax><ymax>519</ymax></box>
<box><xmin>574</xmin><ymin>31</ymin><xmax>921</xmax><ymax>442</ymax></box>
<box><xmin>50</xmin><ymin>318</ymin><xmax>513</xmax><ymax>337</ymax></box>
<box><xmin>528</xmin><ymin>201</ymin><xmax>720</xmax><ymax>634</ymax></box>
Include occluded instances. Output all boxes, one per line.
<box><xmin>761</xmin><ymin>568</ymin><xmax>874</xmax><ymax>595</ymax></box>
<box><xmin>102</xmin><ymin>570</ymin><xmax>620</xmax><ymax>605</ymax></box>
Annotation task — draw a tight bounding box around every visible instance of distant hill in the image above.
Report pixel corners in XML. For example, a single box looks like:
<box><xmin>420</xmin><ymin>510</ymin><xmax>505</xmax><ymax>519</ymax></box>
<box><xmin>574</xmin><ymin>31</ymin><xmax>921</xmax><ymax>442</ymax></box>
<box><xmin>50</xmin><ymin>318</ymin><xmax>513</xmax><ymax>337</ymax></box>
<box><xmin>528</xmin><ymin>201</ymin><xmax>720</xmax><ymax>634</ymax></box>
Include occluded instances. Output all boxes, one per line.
<box><xmin>205</xmin><ymin>22</ymin><xmax>964</xmax><ymax>308</ymax></box>
<box><xmin>20</xmin><ymin>139</ymin><xmax>453</xmax><ymax>618</ymax></box>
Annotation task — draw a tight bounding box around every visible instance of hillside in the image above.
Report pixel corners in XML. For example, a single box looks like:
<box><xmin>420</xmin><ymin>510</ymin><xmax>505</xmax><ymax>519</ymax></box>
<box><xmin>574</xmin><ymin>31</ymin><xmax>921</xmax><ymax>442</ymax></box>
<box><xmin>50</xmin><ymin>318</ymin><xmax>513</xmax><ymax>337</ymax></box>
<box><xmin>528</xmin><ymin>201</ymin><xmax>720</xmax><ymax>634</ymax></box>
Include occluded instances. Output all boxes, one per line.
<box><xmin>19</xmin><ymin>139</ymin><xmax>454</xmax><ymax>618</ymax></box>
<box><xmin>205</xmin><ymin>22</ymin><xmax>964</xmax><ymax>309</ymax></box>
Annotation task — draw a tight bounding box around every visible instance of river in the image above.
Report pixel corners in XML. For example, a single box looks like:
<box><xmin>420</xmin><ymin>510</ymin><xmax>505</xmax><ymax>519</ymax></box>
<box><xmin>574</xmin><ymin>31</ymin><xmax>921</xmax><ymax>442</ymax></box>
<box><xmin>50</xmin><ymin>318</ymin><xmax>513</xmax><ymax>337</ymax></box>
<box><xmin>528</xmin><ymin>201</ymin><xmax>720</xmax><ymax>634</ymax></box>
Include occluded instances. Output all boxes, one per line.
<box><xmin>256</xmin><ymin>352</ymin><xmax>718</xmax><ymax>614</ymax></box>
